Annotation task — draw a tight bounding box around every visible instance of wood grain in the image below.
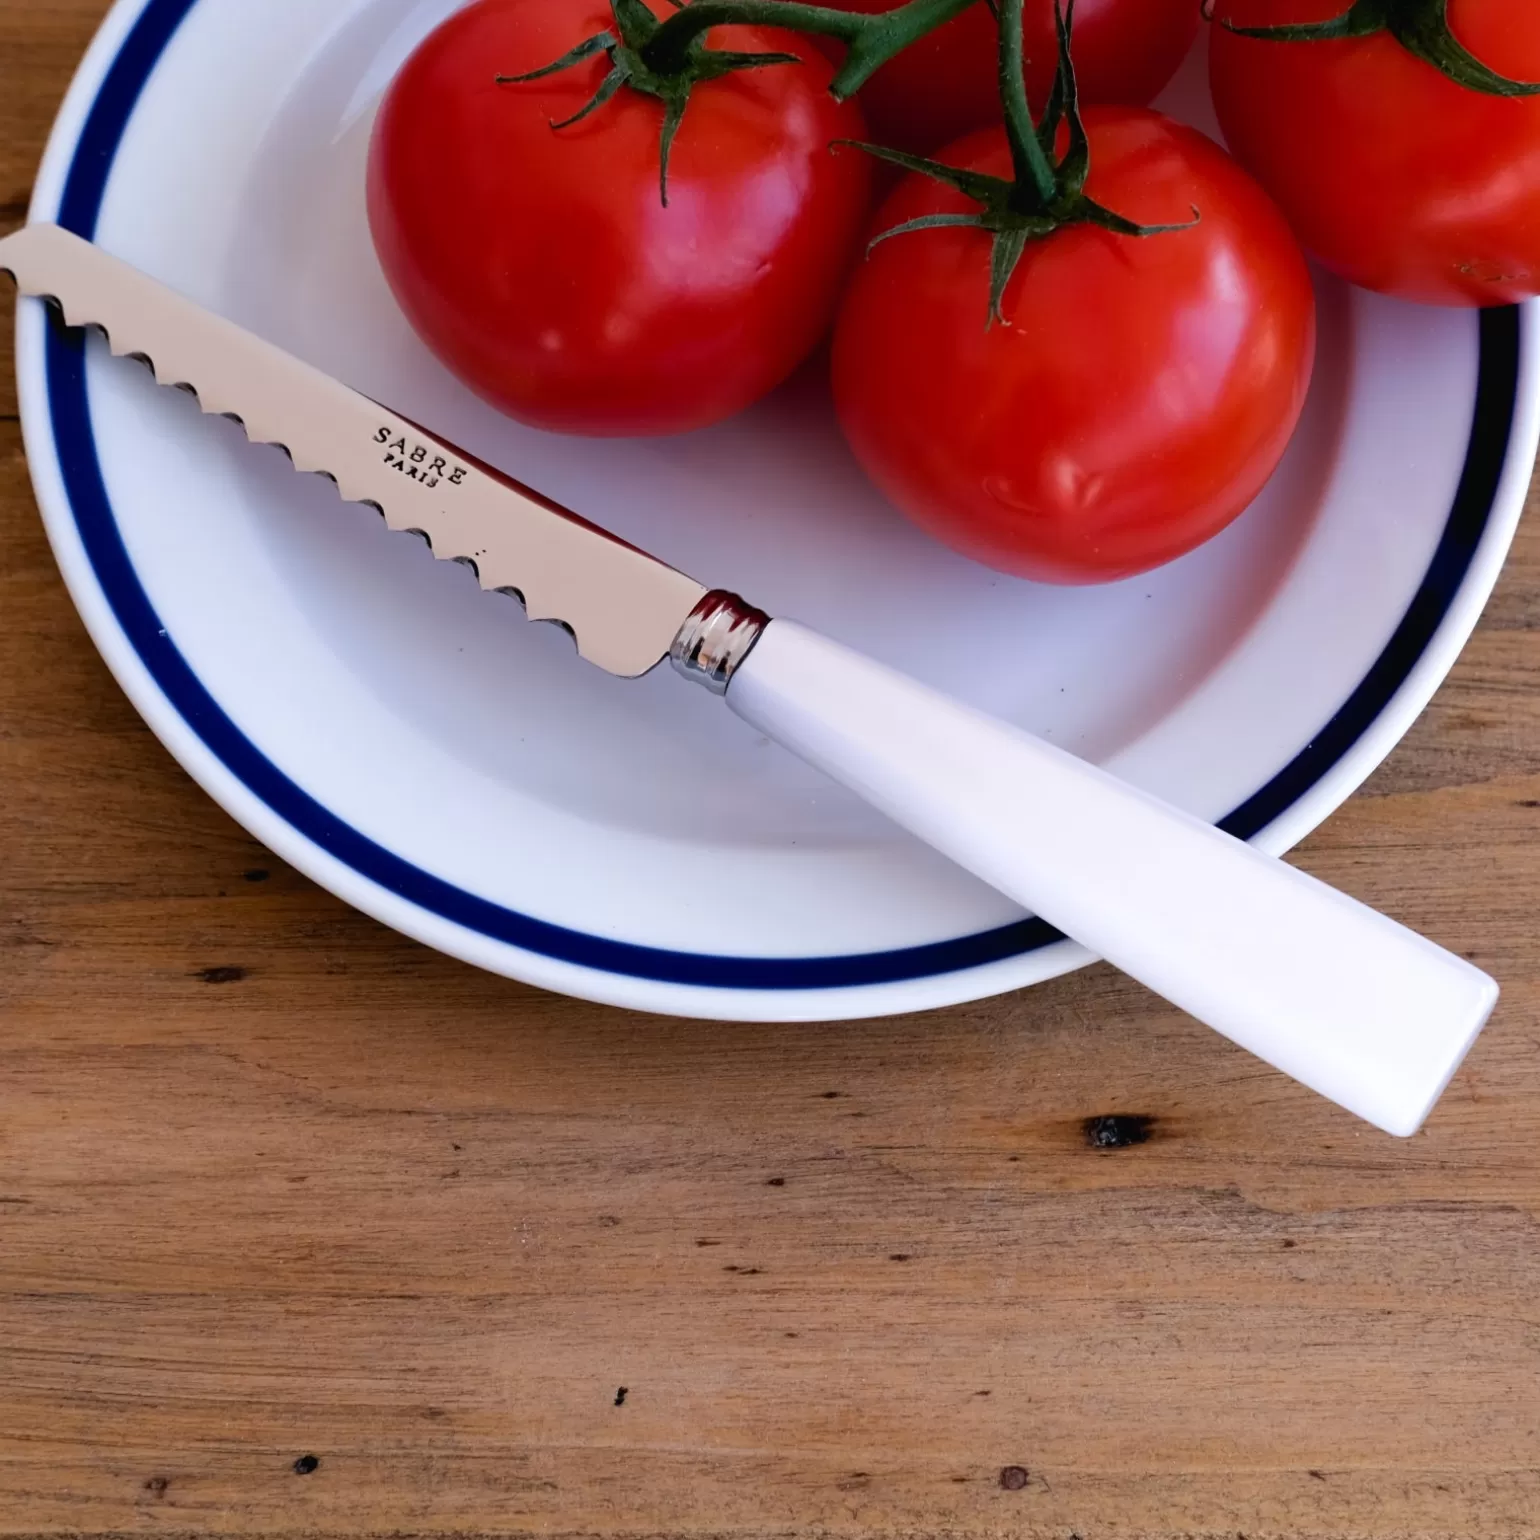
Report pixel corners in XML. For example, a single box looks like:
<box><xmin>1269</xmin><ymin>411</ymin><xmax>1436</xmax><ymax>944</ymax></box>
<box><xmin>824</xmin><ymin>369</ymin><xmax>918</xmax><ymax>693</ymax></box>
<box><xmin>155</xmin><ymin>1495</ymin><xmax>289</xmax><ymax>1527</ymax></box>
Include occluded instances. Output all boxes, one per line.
<box><xmin>4</xmin><ymin>4</ymin><xmax>1540</xmax><ymax>1537</ymax></box>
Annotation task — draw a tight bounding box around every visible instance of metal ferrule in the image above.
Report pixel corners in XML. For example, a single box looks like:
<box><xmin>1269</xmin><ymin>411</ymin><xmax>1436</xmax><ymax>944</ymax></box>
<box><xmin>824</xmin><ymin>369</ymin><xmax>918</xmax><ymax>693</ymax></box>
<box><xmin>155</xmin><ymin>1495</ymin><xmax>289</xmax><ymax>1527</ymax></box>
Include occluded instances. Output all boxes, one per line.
<box><xmin>670</xmin><ymin>591</ymin><xmax>770</xmax><ymax>695</ymax></box>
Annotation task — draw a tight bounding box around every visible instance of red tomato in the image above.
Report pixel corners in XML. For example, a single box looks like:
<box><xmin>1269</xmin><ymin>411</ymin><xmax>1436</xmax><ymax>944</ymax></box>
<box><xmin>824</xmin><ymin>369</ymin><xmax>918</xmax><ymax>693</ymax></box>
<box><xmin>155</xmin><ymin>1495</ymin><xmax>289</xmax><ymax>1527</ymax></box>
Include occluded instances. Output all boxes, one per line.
<box><xmin>812</xmin><ymin>0</ymin><xmax>1200</xmax><ymax>153</ymax></box>
<box><xmin>831</xmin><ymin>108</ymin><xmax>1316</xmax><ymax>583</ymax></box>
<box><xmin>1210</xmin><ymin>0</ymin><xmax>1540</xmax><ymax>306</ymax></box>
<box><xmin>368</xmin><ymin>0</ymin><xmax>872</xmax><ymax>436</ymax></box>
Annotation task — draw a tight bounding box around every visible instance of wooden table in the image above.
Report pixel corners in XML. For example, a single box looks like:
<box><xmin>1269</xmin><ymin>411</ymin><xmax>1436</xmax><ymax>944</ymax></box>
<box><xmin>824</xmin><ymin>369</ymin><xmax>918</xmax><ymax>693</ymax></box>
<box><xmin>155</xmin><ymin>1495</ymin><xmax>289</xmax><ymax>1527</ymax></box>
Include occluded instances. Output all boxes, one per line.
<box><xmin>6</xmin><ymin>5</ymin><xmax>1540</xmax><ymax>1537</ymax></box>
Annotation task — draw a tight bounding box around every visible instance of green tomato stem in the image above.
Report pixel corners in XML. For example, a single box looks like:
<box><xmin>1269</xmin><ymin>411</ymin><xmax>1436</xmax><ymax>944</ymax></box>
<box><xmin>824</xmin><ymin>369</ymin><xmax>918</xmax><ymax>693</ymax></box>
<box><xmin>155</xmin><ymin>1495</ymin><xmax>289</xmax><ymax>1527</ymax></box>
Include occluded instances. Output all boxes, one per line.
<box><xmin>640</xmin><ymin>0</ymin><xmax>983</xmax><ymax>95</ymax></box>
<box><xmin>1216</xmin><ymin>0</ymin><xmax>1540</xmax><ymax>97</ymax></box>
<box><xmin>996</xmin><ymin>0</ymin><xmax>1057</xmax><ymax>207</ymax></box>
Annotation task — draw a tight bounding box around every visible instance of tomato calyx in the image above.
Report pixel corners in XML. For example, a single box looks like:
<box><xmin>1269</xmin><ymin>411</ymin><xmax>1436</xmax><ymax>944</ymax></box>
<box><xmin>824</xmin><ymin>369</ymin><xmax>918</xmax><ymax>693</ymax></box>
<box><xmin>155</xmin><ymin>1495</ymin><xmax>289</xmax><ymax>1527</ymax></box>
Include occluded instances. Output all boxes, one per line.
<box><xmin>499</xmin><ymin>0</ymin><xmax>985</xmax><ymax>205</ymax></box>
<box><xmin>497</xmin><ymin>0</ymin><xmax>803</xmax><ymax>205</ymax></box>
<box><xmin>1209</xmin><ymin>0</ymin><xmax>1540</xmax><ymax>97</ymax></box>
<box><xmin>847</xmin><ymin>0</ymin><xmax>1197</xmax><ymax>324</ymax></box>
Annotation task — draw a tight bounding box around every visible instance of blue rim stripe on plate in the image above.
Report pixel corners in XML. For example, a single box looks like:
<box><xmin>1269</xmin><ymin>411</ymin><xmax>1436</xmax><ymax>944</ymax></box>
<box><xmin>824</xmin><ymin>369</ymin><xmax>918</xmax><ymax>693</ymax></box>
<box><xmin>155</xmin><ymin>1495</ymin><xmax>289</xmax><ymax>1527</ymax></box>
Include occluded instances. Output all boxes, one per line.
<box><xmin>41</xmin><ymin>0</ymin><xmax>1520</xmax><ymax>990</ymax></box>
<box><xmin>1221</xmin><ymin>303</ymin><xmax>1518</xmax><ymax>840</ymax></box>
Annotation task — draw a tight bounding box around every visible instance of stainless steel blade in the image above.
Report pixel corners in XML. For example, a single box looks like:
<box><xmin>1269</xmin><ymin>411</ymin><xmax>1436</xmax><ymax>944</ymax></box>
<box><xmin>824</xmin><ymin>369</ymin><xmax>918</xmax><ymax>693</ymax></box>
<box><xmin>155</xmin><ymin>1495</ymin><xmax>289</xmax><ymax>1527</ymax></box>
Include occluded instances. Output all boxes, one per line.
<box><xmin>0</xmin><ymin>222</ymin><xmax>708</xmax><ymax>678</ymax></box>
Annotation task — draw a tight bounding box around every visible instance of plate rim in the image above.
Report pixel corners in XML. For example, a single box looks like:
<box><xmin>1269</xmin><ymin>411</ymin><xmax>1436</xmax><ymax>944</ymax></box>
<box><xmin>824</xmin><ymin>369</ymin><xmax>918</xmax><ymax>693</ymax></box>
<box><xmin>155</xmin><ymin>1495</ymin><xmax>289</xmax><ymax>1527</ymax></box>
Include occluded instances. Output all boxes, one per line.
<box><xmin>15</xmin><ymin>0</ymin><xmax>1540</xmax><ymax>1020</ymax></box>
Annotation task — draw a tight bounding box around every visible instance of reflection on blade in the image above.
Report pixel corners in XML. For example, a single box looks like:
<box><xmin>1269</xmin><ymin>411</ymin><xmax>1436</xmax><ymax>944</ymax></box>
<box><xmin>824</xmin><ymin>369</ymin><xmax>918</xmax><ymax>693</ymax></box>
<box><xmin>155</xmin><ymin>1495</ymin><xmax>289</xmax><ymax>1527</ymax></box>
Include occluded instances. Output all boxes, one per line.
<box><xmin>0</xmin><ymin>223</ymin><xmax>707</xmax><ymax>678</ymax></box>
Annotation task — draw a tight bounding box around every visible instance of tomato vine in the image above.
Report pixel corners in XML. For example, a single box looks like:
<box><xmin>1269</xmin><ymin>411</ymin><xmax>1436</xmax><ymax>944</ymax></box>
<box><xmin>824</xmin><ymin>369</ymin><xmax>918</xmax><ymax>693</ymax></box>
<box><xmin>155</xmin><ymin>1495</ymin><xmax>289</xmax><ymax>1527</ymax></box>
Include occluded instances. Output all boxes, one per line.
<box><xmin>499</xmin><ymin>0</ymin><xmax>983</xmax><ymax>201</ymax></box>
<box><xmin>840</xmin><ymin>0</ymin><xmax>1198</xmax><ymax>321</ymax></box>
<box><xmin>1210</xmin><ymin>0</ymin><xmax>1540</xmax><ymax>97</ymax></box>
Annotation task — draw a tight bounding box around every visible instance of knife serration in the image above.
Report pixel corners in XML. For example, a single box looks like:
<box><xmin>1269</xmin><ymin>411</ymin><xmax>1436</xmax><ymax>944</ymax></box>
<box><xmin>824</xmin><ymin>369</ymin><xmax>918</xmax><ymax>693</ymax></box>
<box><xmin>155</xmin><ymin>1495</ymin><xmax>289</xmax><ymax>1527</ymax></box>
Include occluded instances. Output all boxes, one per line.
<box><xmin>0</xmin><ymin>223</ymin><xmax>708</xmax><ymax>678</ymax></box>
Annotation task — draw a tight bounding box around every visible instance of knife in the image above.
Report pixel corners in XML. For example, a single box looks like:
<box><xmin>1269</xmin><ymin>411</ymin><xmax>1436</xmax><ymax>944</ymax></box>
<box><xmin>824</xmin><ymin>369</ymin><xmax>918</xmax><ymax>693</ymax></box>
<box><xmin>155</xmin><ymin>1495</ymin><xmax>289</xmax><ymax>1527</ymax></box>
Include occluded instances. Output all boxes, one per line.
<box><xmin>1</xmin><ymin>221</ymin><xmax>1498</xmax><ymax>1136</ymax></box>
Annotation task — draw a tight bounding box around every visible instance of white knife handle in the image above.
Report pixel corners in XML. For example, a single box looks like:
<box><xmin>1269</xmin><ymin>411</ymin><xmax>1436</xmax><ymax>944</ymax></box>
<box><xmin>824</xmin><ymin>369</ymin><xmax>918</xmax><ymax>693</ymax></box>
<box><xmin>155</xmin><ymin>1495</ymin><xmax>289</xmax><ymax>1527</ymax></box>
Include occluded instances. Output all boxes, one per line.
<box><xmin>724</xmin><ymin>619</ymin><xmax>1496</xmax><ymax>1135</ymax></box>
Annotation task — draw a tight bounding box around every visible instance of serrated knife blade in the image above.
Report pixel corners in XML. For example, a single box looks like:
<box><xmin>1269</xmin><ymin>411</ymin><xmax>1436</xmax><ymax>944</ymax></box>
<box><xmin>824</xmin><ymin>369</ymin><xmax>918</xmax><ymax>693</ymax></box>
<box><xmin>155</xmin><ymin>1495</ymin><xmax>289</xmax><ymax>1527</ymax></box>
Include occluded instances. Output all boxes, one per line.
<box><xmin>1</xmin><ymin>220</ymin><xmax>1504</xmax><ymax>1140</ymax></box>
<box><xmin>0</xmin><ymin>221</ymin><xmax>706</xmax><ymax>678</ymax></box>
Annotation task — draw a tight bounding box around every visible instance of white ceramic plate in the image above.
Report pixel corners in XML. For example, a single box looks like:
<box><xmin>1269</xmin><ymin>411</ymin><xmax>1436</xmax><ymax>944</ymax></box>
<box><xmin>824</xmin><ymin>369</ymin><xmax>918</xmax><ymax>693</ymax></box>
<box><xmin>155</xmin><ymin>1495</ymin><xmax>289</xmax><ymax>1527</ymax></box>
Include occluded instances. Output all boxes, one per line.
<box><xmin>18</xmin><ymin>0</ymin><xmax>1540</xmax><ymax>1020</ymax></box>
